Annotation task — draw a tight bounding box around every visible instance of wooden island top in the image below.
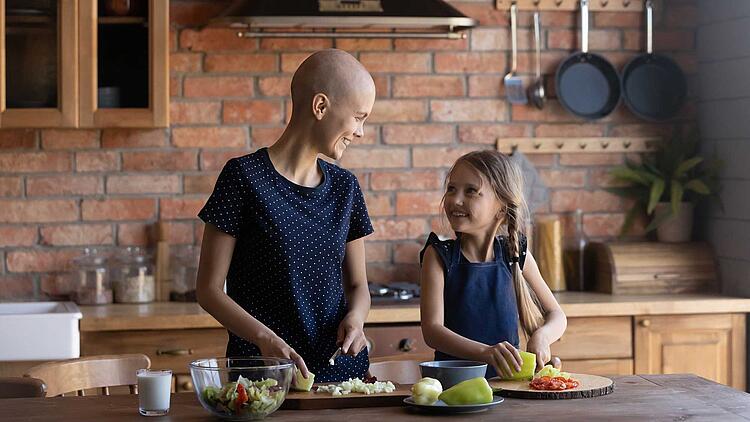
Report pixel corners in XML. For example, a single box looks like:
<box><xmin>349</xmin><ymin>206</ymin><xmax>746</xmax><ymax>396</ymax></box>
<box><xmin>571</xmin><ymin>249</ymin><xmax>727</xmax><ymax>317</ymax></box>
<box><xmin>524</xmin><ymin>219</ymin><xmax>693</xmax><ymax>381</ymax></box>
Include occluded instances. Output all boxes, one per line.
<box><xmin>79</xmin><ymin>292</ymin><xmax>750</xmax><ymax>332</ymax></box>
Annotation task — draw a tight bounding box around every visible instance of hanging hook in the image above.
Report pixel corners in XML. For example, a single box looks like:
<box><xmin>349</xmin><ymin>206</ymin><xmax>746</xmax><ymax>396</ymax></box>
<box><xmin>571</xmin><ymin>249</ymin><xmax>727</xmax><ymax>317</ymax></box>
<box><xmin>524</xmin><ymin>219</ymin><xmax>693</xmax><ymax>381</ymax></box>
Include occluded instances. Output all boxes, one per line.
<box><xmin>555</xmin><ymin>0</ymin><xmax>564</xmax><ymax>6</ymax></box>
<box><xmin>579</xmin><ymin>142</ymin><xmax>587</xmax><ymax>150</ymax></box>
<box><xmin>601</xmin><ymin>141</ymin><xmax>610</xmax><ymax>149</ymax></box>
<box><xmin>533</xmin><ymin>142</ymin><xmax>542</xmax><ymax>149</ymax></box>
<box><xmin>555</xmin><ymin>141</ymin><xmax>565</xmax><ymax>149</ymax></box>
<box><xmin>601</xmin><ymin>0</ymin><xmax>609</xmax><ymax>7</ymax></box>
<box><xmin>511</xmin><ymin>143</ymin><xmax>519</xmax><ymax>153</ymax></box>
<box><xmin>623</xmin><ymin>141</ymin><xmax>632</xmax><ymax>149</ymax></box>
<box><xmin>623</xmin><ymin>0</ymin><xmax>631</xmax><ymax>7</ymax></box>
<box><xmin>533</xmin><ymin>0</ymin><xmax>541</xmax><ymax>6</ymax></box>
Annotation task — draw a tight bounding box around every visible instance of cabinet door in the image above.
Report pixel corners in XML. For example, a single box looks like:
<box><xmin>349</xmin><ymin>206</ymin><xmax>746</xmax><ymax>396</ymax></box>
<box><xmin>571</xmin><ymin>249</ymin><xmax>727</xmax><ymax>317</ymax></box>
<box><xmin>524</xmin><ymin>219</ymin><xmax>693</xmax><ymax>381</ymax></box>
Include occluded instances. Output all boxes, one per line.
<box><xmin>635</xmin><ymin>314</ymin><xmax>745</xmax><ymax>390</ymax></box>
<box><xmin>78</xmin><ymin>0</ymin><xmax>168</xmax><ymax>127</ymax></box>
<box><xmin>0</xmin><ymin>0</ymin><xmax>77</xmax><ymax>127</ymax></box>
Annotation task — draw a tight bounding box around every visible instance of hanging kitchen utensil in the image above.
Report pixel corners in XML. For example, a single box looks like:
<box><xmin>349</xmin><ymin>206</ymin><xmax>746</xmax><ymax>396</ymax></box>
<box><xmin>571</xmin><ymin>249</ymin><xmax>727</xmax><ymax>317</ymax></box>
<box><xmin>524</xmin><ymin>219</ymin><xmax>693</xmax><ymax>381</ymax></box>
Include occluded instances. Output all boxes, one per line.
<box><xmin>504</xmin><ymin>2</ymin><xmax>528</xmax><ymax>104</ymax></box>
<box><xmin>621</xmin><ymin>0</ymin><xmax>686</xmax><ymax>121</ymax></box>
<box><xmin>555</xmin><ymin>0</ymin><xmax>620</xmax><ymax>120</ymax></box>
<box><xmin>529</xmin><ymin>11</ymin><xmax>545</xmax><ymax>109</ymax></box>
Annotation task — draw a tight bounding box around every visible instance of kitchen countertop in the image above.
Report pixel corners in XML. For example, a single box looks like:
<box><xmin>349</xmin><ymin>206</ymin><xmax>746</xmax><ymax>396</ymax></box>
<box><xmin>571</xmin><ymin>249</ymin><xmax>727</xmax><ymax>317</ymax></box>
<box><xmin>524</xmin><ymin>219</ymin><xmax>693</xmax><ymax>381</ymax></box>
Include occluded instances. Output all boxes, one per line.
<box><xmin>78</xmin><ymin>292</ymin><xmax>750</xmax><ymax>332</ymax></box>
<box><xmin>2</xmin><ymin>375</ymin><xmax>749</xmax><ymax>421</ymax></box>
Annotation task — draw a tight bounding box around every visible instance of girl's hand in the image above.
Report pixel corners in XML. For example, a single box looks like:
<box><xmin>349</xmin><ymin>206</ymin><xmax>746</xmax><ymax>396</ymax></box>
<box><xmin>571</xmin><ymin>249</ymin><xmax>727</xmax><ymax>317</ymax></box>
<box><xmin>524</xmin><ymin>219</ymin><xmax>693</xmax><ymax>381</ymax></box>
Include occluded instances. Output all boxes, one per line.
<box><xmin>480</xmin><ymin>341</ymin><xmax>523</xmax><ymax>379</ymax></box>
<box><xmin>256</xmin><ymin>332</ymin><xmax>310</xmax><ymax>379</ymax></box>
<box><xmin>526</xmin><ymin>333</ymin><xmax>552</xmax><ymax>371</ymax></box>
<box><xmin>337</xmin><ymin>315</ymin><xmax>367</xmax><ymax>356</ymax></box>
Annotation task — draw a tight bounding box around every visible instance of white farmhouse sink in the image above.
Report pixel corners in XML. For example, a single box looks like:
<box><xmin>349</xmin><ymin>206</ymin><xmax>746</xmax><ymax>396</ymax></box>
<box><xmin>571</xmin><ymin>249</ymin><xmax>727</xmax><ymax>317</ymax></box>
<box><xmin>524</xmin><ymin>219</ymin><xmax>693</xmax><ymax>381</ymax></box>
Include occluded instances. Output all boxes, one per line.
<box><xmin>0</xmin><ymin>302</ymin><xmax>82</xmax><ymax>361</ymax></box>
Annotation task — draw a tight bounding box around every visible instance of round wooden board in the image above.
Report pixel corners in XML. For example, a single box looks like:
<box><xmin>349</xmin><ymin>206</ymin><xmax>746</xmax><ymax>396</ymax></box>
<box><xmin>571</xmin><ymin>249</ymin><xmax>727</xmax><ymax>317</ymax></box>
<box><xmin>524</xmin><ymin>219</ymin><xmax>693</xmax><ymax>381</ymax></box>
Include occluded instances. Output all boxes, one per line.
<box><xmin>489</xmin><ymin>373</ymin><xmax>614</xmax><ymax>400</ymax></box>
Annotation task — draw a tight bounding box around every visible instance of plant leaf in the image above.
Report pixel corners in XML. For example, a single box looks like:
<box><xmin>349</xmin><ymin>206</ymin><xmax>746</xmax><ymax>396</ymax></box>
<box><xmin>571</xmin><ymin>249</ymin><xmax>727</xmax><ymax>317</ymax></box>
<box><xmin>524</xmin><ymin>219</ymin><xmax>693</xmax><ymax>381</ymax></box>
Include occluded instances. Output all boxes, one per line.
<box><xmin>609</xmin><ymin>167</ymin><xmax>652</xmax><ymax>186</ymax></box>
<box><xmin>671</xmin><ymin>180</ymin><xmax>684</xmax><ymax>215</ymax></box>
<box><xmin>604</xmin><ymin>186</ymin><xmax>646</xmax><ymax>200</ymax></box>
<box><xmin>645</xmin><ymin>209</ymin><xmax>674</xmax><ymax>232</ymax></box>
<box><xmin>685</xmin><ymin>179</ymin><xmax>711</xmax><ymax>195</ymax></box>
<box><xmin>620</xmin><ymin>205</ymin><xmax>641</xmax><ymax>238</ymax></box>
<box><xmin>647</xmin><ymin>179</ymin><xmax>665</xmax><ymax>215</ymax></box>
<box><xmin>674</xmin><ymin>157</ymin><xmax>703</xmax><ymax>179</ymax></box>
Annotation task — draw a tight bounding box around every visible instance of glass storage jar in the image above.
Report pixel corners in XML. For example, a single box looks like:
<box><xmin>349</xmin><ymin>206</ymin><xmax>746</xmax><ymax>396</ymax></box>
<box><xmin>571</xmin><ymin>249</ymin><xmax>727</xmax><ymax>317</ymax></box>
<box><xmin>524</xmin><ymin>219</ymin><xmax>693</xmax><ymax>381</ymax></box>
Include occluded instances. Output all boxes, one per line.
<box><xmin>112</xmin><ymin>247</ymin><xmax>155</xmax><ymax>303</ymax></box>
<box><xmin>170</xmin><ymin>245</ymin><xmax>199</xmax><ymax>302</ymax></box>
<box><xmin>72</xmin><ymin>248</ymin><xmax>113</xmax><ymax>305</ymax></box>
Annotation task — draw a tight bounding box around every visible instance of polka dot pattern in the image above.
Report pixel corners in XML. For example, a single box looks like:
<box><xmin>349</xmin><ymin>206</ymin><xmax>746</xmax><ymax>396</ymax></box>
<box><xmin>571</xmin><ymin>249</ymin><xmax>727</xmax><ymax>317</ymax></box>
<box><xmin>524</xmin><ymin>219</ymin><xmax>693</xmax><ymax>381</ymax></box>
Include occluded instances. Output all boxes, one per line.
<box><xmin>199</xmin><ymin>148</ymin><xmax>374</xmax><ymax>382</ymax></box>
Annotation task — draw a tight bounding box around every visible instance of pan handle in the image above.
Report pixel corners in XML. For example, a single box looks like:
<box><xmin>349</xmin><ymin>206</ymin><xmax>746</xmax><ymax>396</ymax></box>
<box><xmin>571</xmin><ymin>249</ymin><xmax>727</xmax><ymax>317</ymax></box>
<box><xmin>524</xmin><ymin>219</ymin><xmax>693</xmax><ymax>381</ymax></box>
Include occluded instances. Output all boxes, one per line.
<box><xmin>580</xmin><ymin>0</ymin><xmax>589</xmax><ymax>53</ymax></box>
<box><xmin>646</xmin><ymin>0</ymin><xmax>653</xmax><ymax>54</ymax></box>
<box><xmin>510</xmin><ymin>2</ymin><xmax>518</xmax><ymax>73</ymax></box>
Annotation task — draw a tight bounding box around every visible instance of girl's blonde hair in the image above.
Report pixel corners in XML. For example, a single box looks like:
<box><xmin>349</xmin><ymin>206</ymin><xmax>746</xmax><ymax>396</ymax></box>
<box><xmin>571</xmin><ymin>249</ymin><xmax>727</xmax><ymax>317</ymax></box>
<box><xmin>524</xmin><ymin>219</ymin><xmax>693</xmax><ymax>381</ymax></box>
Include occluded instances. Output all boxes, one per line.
<box><xmin>445</xmin><ymin>150</ymin><xmax>545</xmax><ymax>338</ymax></box>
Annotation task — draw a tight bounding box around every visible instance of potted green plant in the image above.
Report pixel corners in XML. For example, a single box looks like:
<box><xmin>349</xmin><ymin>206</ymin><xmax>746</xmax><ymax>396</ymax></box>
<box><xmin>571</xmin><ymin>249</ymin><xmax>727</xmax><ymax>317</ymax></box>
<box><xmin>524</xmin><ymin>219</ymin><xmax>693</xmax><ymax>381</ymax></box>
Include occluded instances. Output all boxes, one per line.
<box><xmin>607</xmin><ymin>135</ymin><xmax>722</xmax><ymax>242</ymax></box>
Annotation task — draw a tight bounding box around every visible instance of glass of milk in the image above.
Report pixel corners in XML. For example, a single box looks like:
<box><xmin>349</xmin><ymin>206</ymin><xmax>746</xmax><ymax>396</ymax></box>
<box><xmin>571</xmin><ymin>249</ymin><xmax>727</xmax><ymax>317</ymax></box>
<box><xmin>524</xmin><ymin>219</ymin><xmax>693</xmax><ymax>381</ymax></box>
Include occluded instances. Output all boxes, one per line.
<box><xmin>137</xmin><ymin>369</ymin><xmax>172</xmax><ymax>416</ymax></box>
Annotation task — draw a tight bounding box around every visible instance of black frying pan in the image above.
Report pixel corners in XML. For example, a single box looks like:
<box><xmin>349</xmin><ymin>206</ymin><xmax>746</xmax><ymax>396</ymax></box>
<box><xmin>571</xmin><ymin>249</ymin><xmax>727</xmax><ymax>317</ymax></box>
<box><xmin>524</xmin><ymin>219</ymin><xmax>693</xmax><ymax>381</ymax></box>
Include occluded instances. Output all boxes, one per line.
<box><xmin>556</xmin><ymin>0</ymin><xmax>621</xmax><ymax>120</ymax></box>
<box><xmin>622</xmin><ymin>0</ymin><xmax>686</xmax><ymax>121</ymax></box>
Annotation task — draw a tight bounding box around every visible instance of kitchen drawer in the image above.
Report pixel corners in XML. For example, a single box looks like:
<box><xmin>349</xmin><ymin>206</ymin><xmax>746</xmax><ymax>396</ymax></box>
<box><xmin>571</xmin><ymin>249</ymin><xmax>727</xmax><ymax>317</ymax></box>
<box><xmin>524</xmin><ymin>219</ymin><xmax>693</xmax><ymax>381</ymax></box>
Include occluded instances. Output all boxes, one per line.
<box><xmin>81</xmin><ymin>328</ymin><xmax>227</xmax><ymax>374</ymax></box>
<box><xmin>364</xmin><ymin>324</ymin><xmax>432</xmax><ymax>358</ymax></box>
<box><xmin>562</xmin><ymin>359</ymin><xmax>633</xmax><ymax>376</ymax></box>
<box><xmin>519</xmin><ymin>316</ymin><xmax>632</xmax><ymax>360</ymax></box>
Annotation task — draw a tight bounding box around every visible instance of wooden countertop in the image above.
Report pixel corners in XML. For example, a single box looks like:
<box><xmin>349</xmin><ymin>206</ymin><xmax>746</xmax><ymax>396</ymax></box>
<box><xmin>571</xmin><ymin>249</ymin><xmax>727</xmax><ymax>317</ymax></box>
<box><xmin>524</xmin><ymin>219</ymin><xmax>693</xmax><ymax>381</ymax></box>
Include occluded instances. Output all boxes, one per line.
<box><xmin>79</xmin><ymin>292</ymin><xmax>750</xmax><ymax>332</ymax></box>
<box><xmin>2</xmin><ymin>375</ymin><xmax>749</xmax><ymax>421</ymax></box>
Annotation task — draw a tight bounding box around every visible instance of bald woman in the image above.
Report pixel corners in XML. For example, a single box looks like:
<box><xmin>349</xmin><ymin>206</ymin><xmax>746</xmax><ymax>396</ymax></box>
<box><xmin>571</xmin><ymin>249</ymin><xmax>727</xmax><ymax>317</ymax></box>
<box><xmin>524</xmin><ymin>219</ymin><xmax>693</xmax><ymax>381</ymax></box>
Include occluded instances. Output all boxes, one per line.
<box><xmin>196</xmin><ymin>49</ymin><xmax>376</xmax><ymax>382</ymax></box>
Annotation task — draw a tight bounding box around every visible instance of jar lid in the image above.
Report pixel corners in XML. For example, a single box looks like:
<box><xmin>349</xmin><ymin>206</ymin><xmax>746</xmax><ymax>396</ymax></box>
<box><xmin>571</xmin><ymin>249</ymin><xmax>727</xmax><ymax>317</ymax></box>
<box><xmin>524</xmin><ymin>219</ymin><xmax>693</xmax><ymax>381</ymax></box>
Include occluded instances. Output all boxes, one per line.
<box><xmin>73</xmin><ymin>248</ymin><xmax>107</xmax><ymax>266</ymax></box>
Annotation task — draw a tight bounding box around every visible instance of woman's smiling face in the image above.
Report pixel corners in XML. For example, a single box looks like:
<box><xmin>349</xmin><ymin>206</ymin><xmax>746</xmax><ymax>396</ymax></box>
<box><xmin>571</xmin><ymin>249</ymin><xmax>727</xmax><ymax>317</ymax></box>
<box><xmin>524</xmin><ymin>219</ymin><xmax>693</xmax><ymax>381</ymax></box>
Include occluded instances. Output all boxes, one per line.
<box><xmin>443</xmin><ymin>161</ymin><xmax>505</xmax><ymax>236</ymax></box>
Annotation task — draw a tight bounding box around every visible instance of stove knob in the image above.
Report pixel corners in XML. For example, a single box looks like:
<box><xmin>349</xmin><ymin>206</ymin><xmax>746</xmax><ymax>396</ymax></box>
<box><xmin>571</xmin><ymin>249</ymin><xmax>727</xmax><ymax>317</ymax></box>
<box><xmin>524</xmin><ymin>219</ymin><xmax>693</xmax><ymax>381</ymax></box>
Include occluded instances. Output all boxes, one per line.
<box><xmin>398</xmin><ymin>338</ymin><xmax>414</xmax><ymax>352</ymax></box>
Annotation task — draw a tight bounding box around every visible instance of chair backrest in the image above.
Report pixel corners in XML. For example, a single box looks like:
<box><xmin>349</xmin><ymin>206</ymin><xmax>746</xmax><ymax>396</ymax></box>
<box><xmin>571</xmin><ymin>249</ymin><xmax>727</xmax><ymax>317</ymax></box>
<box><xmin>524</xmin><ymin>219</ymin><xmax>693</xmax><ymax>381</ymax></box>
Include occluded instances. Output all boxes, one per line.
<box><xmin>24</xmin><ymin>354</ymin><xmax>151</xmax><ymax>397</ymax></box>
<box><xmin>368</xmin><ymin>360</ymin><xmax>422</xmax><ymax>385</ymax></box>
<box><xmin>0</xmin><ymin>377</ymin><xmax>47</xmax><ymax>399</ymax></box>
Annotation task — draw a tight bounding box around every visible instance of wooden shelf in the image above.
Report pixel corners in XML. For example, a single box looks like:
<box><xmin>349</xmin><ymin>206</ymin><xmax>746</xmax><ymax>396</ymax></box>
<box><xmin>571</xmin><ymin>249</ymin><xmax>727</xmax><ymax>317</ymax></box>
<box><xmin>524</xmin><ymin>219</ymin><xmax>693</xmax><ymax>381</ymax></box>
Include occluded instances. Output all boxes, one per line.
<box><xmin>98</xmin><ymin>16</ymin><xmax>146</xmax><ymax>25</ymax></box>
<box><xmin>495</xmin><ymin>0</ymin><xmax>644</xmax><ymax>12</ymax></box>
<box><xmin>6</xmin><ymin>15</ymin><xmax>54</xmax><ymax>24</ymax></box>
<box><xmin>497</xmin><ymin>137</ymin><xmax>660</xmax><ymax>154</ymax></box>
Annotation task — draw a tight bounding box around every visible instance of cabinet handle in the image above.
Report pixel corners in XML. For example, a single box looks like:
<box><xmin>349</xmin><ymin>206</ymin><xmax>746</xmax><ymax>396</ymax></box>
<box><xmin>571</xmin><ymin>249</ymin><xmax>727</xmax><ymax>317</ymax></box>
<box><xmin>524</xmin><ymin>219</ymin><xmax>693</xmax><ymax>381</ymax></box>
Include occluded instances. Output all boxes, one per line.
<box><xmin>180</xmin><ymin>380</ymin><xmax>194</xmax><ymax>391</ymax></box>
<box><xmin>639</xmin><ymin>319</ymin><xmax>651</xmax><ymax>327</ymax></box>
<box><xmin>156</xmin><ymin>348</ymin><xmax>193</xmax><ymax>356</ymax></box>
<box><xmin>398</xmin><ymin>338</ymin><xmax>414</xmax><ymax>352</ymax></box>
<box><xmin>653</xmin><ymin>273</ymin><xmax>680</xmax><ymax>280</ymax></box>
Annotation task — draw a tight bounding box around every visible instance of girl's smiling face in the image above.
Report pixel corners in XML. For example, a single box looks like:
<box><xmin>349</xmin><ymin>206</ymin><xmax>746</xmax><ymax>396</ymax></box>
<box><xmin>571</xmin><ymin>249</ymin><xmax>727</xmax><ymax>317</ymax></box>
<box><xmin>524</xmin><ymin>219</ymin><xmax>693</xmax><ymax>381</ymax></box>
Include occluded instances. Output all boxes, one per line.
<box><xmin>444</xmin><ymin>161</ymin><xmax>505</xmax><ymax>236</ymax></box>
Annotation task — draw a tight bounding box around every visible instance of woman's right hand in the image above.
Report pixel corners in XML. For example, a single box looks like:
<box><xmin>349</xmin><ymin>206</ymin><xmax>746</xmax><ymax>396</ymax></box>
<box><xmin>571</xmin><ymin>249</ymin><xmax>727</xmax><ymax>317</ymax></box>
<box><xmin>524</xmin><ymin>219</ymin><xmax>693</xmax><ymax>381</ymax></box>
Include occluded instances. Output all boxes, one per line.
<box><xmin>256</xmin><ymin>333</ymin><xmax>310</xmax><ymax>379</ymax></box>
<box><xmin>480</xmin><ymin>342</ymin><xmax>523</xmax><ymax>379</ymax></box>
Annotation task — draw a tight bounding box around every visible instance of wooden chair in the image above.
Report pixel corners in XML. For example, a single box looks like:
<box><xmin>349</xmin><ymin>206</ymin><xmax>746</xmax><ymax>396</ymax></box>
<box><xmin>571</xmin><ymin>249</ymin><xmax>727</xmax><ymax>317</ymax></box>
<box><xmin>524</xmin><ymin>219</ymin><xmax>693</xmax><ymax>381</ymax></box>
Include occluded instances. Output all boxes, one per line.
<box><xmin>368</xmin><ymin>359</ymin><xmax>423</xmax><ymax>385</ymax></box>
<box><xmin>24</xmin><ymin>354</ymin><xmax>151</xmax><ymax>397</ymax></box>
<box><xmin>0</xmin><ymin>377</ymin><xmax>46</xmax><ymax>398</ymax></box>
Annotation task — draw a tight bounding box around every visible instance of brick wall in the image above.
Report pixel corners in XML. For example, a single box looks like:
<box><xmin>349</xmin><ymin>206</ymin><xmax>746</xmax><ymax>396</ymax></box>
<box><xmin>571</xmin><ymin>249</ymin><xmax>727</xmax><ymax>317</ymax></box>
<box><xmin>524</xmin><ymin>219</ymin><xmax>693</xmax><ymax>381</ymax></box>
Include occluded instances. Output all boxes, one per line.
<box><xmin>0</xmin><ymin>0</ymin><xmax>698</xmax><ymax>300</ymax></box>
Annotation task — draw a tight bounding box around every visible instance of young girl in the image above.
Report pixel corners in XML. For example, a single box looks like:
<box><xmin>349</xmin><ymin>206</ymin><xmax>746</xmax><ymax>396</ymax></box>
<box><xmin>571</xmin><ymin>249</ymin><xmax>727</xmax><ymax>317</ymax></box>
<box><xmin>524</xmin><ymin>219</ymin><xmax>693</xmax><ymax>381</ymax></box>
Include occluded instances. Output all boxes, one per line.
<box><xmin>196</xmin><ymin>49</ymin><xmax>376</xmax><ymax>383</ymax></box>
<box><xmin>420</xmin><ymin>150</ymin><xmax>567</xmax><ymax>379</ymax></box>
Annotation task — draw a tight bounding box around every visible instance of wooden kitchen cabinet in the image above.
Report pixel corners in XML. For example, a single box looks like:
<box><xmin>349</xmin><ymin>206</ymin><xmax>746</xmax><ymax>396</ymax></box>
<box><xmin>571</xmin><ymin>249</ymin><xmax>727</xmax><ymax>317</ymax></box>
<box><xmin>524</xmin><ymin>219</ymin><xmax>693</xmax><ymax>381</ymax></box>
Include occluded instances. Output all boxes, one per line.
<box><xmin>0</xmin><ymin>0</ymin><xmax>168</xmax><ymax>128</ymax></box>
<box><xmin>635</xmin><ymin>314</ymin><xmax>746</xmax><ymax>390</ymax></box>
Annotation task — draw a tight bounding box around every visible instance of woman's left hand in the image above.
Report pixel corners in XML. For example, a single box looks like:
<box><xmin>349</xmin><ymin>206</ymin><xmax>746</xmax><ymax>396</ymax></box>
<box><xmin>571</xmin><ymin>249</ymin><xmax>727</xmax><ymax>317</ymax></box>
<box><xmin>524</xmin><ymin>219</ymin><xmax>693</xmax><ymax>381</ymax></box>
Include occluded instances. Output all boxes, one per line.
<box><xmin>526</xmin><ymin>332</ymin><xmax>552</xmax><ymax>371</ymax></box>
<box><xmin>337</xmin><ymin>315</ymin><xmax>367</xmax><ymax>356</ymax></box>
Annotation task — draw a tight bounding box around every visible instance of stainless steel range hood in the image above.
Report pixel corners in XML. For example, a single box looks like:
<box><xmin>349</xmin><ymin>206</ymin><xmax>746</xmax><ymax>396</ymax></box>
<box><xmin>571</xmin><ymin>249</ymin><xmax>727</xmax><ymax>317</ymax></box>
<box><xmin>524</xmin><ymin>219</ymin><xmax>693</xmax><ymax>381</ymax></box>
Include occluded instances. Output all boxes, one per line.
<box><xmin>212</xmin><ymin>0</ymin><xmax>478</xmax><ymax>39</ymax></box>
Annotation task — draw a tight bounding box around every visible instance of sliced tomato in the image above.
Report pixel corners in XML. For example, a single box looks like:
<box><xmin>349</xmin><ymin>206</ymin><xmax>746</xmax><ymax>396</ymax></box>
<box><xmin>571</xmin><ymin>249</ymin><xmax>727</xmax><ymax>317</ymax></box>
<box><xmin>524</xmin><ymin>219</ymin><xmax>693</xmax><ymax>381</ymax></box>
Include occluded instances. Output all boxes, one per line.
<box><xmin>236</xmin><ymin>383</ymin><xmax>248</xmax><ymax>405</ymax></box>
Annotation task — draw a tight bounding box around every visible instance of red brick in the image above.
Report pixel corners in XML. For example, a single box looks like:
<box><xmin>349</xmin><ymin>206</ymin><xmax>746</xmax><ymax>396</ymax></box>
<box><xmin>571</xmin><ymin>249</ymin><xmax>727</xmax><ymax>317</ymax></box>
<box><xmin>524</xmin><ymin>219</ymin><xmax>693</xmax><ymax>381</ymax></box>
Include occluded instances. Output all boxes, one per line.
<box><xmin>171</xmin><ymin>76</ymin><xmax>181</xmax><ymax>97</ymax></box>
<box><xmin>170</xmin><ymin>101</ymin><xmax>221</xmax><ymax>125</ymax></box>
<box><xmin>0</xmin><ymin>274</ymin><xmax>35</xmax><ymax>300</ymax></box>
<box><xmin>184</xmin><ymin>76</ymin><xmax>254</xmax><ymax>98</ymax></box>
<box><xmin>453</xmin><ymin>3</ymin><xmax>507</xmax><ymax>26</ymax></box>
<box><xmin>107</xmin><ymin>174</ymin><xmax>181</xmax><ymax>194</ymax></box>
<box><xmin>122</xmin><ymin>151</ymin><xmax>197</xmax><ymax>171</ymax></box>
<box><xmin>364</xmin><ymin>192</ymin><xmax>393</xmax><ymax>217</ymax></box>
<box><xmin>370</xmin><ymin>171</ymin><xmax>443</xmax><ymax>191</ymax></box>
<box><xmin>559</xmin><ymin>153</ymin><xmax>624</xmax><ymax>166</ymax></box>
<box><xmin>170</xmin><ymin>27</ymin><xmax>177</xmax><ymax>52</ymax></box>
<box><xmin>184</xmin><ymin>174</ymin><xmax>219</xmax><ymax>194</ymax></box>
<box><xmin>547</xmin><ymin>29</ymin><xmax>622</xmax><ymax>51</ymax></box>
<box><xmin>623</xmin><ymin>30</ymin><xmax>643</xmax><ymax>51</ymax></box>
<box><xmin>76</xmin><ymin>151</ymin><xmax>119</xmax><ymax>172</ymax></box>
<box><xmin>336</xmin><ymin>38</ymin><xmax>392</xmax><ymax>51</ymax></box>
<box><xmin>550</xmin><ymin>190</ymin><xmax>623</xmax><ymax>212</ymax></box>
<box><xmin>370</xmin><ymin>218</ymin><xmax>428</xmax><ymax>241</ymax></box>
<box><xmin>40</xmin><ymin>224</ymin><xmax>113</xmax><ymax>246</ymax></box>
<box><xmin>281</xmin><ymin>53</ymin><xmax>313</xmax><ymax>73</ymax></box>
<box><xmin>393</xmin><ymin>242</ymin><xmax>423</xmax><ymax>264</ymax></box>
<box><xmin>374</xmin><ymin>75</ymin><xmax>389</xmax><ymax>98</ymax></box>
<box><xmin>383</xmin><ymin>124</ymin><xmax>454</xmax><ymax>145</ymax></box>
<box><xmin>526</xmin><ymin>154</ymin><xmax>557</xmax><ymax>168</ymax></box>
<box><xmin>364</xmin><ymin>241</ymin><xmax>390</xmax><ymax>263</ymax></box>
<box><xmin>258</xmin><ymin>76</ymin><xmax>292</xmax><ymax>97</ymax></box>
<box><xmin>367</xmin><ymin>263</ymin><xmax>420</xmax><ymax>284</ymax></box>
<box><xmin>412</xmin><ymin>146</ymin><xmax>477</xmax><ymax>168</ymax></box>
<box><xmin>201</xmin><ymin>150</ymin><xmax>248</xmax><ymax>171</ymax></box>
<box><xmin>172</xmin><ymin>127</ymin><xmax>248</xmax><ymax>148</ymax></box>
<box><xmin>0</xmin><ymin>152</ymin><xmax>71</xmax><ymax>172</ymax></box>
<box><xmin>0</xmin><ymin>177</ymin><xmax>22</xmax><ymax>197</ymax></box>
<box><xmin>583</xmin><ymin>213</ymin><xmax>626</xmax><ymax>238</ymax></box>
<box><xmin>180</xmin><ymin>28</ymin><xmax>259</xmax><ymax>52</ymax></box>
<box><xmin>223</xmin><ymin>100</ymin><xmax>284</xmax><ymax>124</ymax></box>
<box><xmin>252</xmin><ymin>127</ymin><xmax>285</xmax><ymax>148</ymax></box>
<box><xmin>204</xmin><ymin>53</ymin><xmax>278</xmax><ymax>73</ymax></box>
<box><xmin>0</xmin><ymin>129</ymin><xmax>36</xmax><ymax>149</ymax></box>
<box><xmin>435</xmin><ymin>53</ymin><xmax>505</xmax><ymax>73</ymax></box>
<box><xmin>590</xmin><ymin>168</ymin><xmax>627</xmax><ymax>188</ymax></box>
<box><xmin>512</xmin><ymin>101</ymin><xmax>574</xmax><ymax>123</ymax></box>
<box><xmin>392</xmin><ymin>76</ymin><xmax>464</xmax><ymax>98</ymax></box>
<box><xmin>82</xmin><ymin>198</ymin><xmax>156</xmax><ymax>221</ymax></box>
<box><xmin>163</xmin><ymin>221</ymin><xmax>196</xmax><ymax>245</ymax></box>
<box><xmin>432</xmin><ymin>100</ymin><xmax>507</xmax><ymax>122</ymax></box>
<box><xmin>7</xmin><ymin>249</ymin><xmax>80</xmax><ymax>272</ymax></box>
<box><xmin>471</xmin><ymin>28</ymin><xmax>531</xmax><ymax>51</ymax></box>
<box><xmin>394</xmin><ymin>38</ymin><xmax>468</xmax><ymax>51</ymax></box>
<box><xmin>594</xmin><ymin>12</ymin><xmax>642</xmax><ymax>28</ymax></box>
<box><xmin>664</xmin><ymin>5</ymin><xmax>698</xmax><ymax>29</ymax></box>
<box><xmin>396</xmin><ymin>191</ymin><xmax>443</xmax><ymax>216</ymax></box>
<box><xmin>117</xmin><ymin>223</ymin><xmax>149</xmax><ymax>246</ymax></box>
<box><xmin>41</xmin><ymin>130</ymin><xmax>99</xmax><ymax>150</ymax></box>
<box><xmin>654</xmin><ymin>30</ymin><xmax>694</xmax><ymax>51</ymax></box>
<box><xmin>259</xmin><ymin>38</ymin><xmax>332</xmax><ymax>51</ymax></box>
<box><xmin>369</xmin><ymin>100</ymin><xmax>427</xmax><ymax>123</ymax></box>
<box><xmin>160</xmin><ymin>198</ymin><xmax>206</xmax><ymax>220</ymax></box>
<box><xmin>101</xmin><ymin>129</ymin><xmax>167</xmax><ymax>148</ymax></box>
<box><xmin>468</xmin><ymin>75</ymin><xmax>504</xmax><ymax>98</ymax></box>
<box><xmin>0</xmin><ymin>200</ymin><xmax>78</xmax><ymax>223</ymax></box>
<box><xmin>170</xmin><ymin>0</ymin><xmax>227</xmax><ymax>25</ymax></box>
<box><xmin>540</xmin><ymin>11</ymin><xmax>577</xmax><ymax>28</ymax></box>
<box><xmin>27</xmin><ymin>175</ymin><xmax>104</xmax><ymax>196</ymax></box>
<box><xmin>359</xmin><ymin>53</ymin><xmax>431</xmax><ymax>73</ymax></box>
<box><xmin>517</xmin><ymin>51</ymin><xmax>570</xmax><ymax>76</ymax></box>
<box><xmin>0</xmin><ymin>226</ymin><xmax>37</xmax><ymax>247</ymax></box>
<box><xmin>538</xmin><ymin>169</ymin><xmax>587</xmax><ymax>188</ymax></box>
<box><xmin>458</xmin><ymin>124</ymin><xmax>531</xmax><ymax>144</ymax></box>
<box><xmin>608</xmin><ymin>124</ymin><xmax>674</xmax><ymax>138</ymax></box>
<box><xmin>170</xmin><ymin>52</ymin><xmax>203</xmax><ymax>72</ymax></box>
<box><xmin>339</xmin><ymin>148</ymin><xmax>409</xmax><ymax>169</ymax></box>
<box><xmin>535</xmin><ymin>124</ymin><xmax>606</xmax><ymax>137</ymax></box>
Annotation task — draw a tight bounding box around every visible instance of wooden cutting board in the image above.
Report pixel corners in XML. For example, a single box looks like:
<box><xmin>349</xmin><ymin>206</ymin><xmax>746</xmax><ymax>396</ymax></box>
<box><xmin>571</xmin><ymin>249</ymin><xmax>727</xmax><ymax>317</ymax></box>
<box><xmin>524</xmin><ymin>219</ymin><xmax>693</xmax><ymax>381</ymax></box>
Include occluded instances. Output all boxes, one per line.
<box><xmin>489</xmin><ymin>373</ymin><xmax>614</xmax><ymax>400</ymax></box>
<box><xmin>281</xmin><ymin>383</ymin><xmax>412</xmax><ymax>410</ymax></box>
